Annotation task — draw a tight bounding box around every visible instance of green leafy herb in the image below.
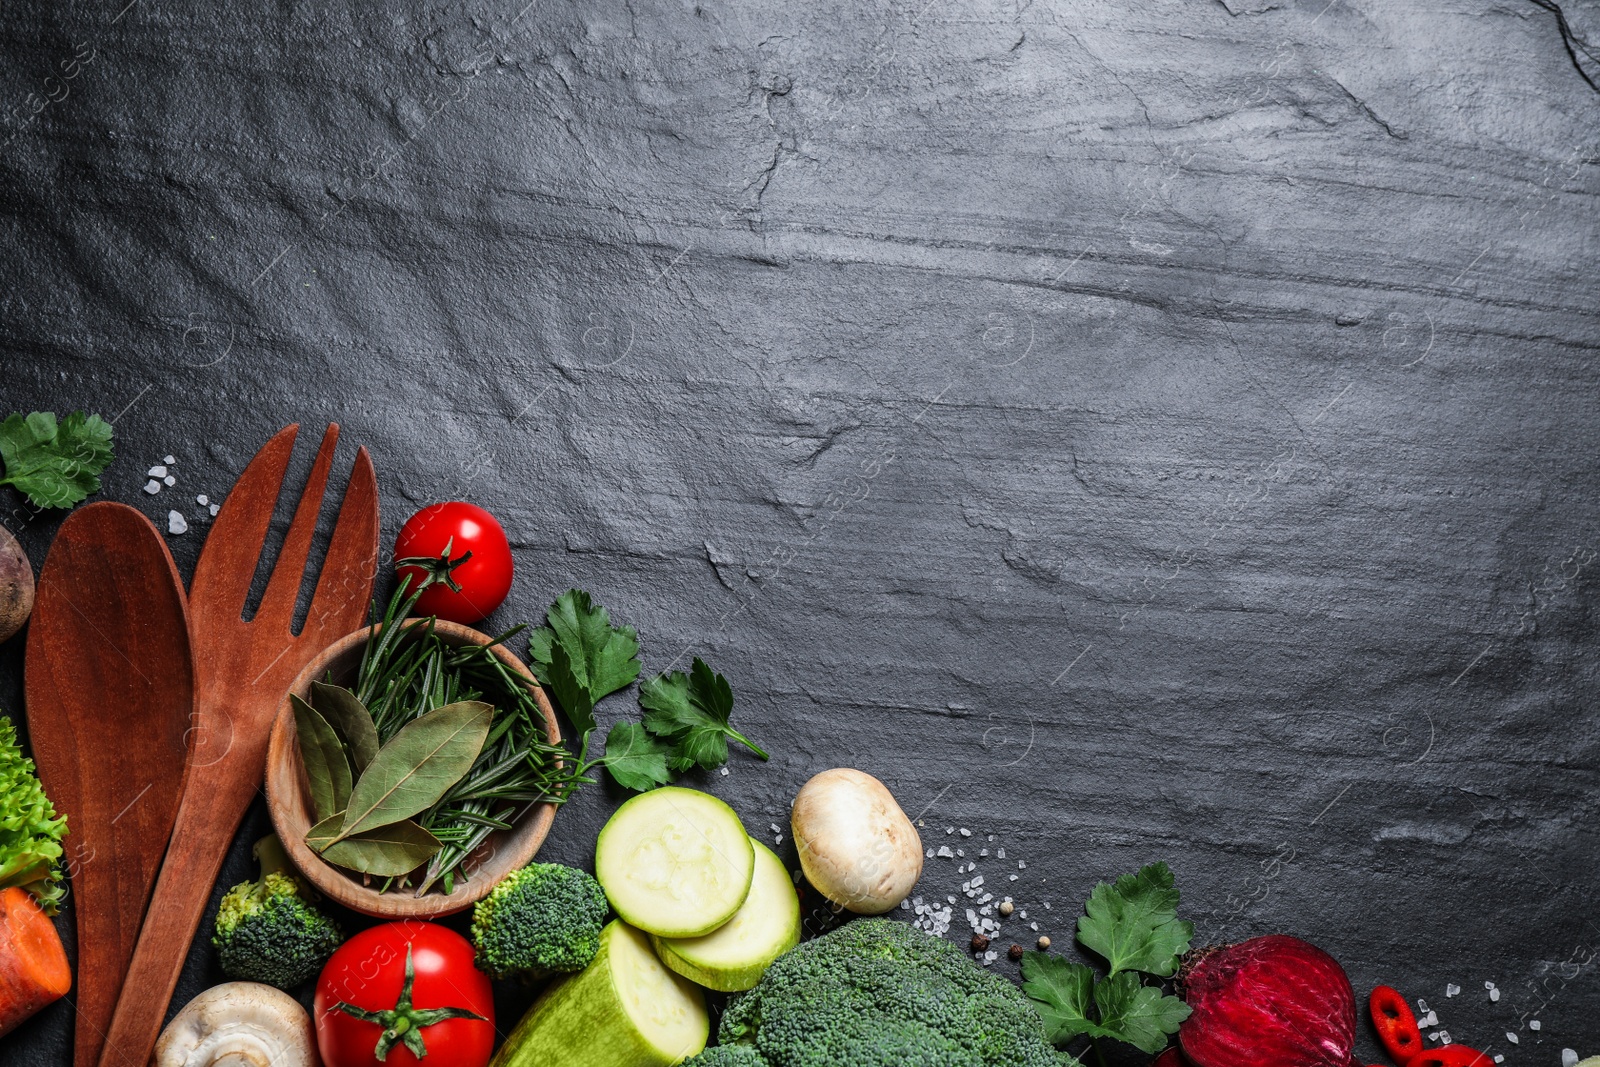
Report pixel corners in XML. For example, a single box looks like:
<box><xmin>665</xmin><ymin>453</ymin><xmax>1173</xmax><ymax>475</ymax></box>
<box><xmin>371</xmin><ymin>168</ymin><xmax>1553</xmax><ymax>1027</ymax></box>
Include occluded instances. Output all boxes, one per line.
<box><xmin>1077</xmin><ymin>861</ymin><xmax>1193</xmax><ymax>977</ymax></box>
<box><xmin>1093</xmin><ymin>973</ymin><xmax>1190</xmax><ymax>1055</ymax></box>
<box><xmin>291</xmin><ymin>696</ymin><xmax>353</xmax><ymax>823</ymax></box>
<box><xmin>639</xmin><ymin>657</ymin><xmax>768</xmax><ymax>769</ymax></box>
<box><xmin>0</xmin><ymin>411</ymin><xmax>114</xmax><ymax>510</ymax></box>
<box><xmin>1020</xmin><ymin>957</ymin><xmax>1100</xmax><ymax>1045</ymax></box>
<box><xmin>1022</xmin><ymin>862</ymin><xmax>1192</xmax><ymax>1061</ymax></box>
<box><xmin>311</xmin><ymin>681</ymin><xmax>380</xmax><ymax>773</ymax></box>
<box><xmin>320</xmin><ymin>820</ymin><xmax>443</xmax><ymax>877</ymax></box>
<box><xmin>528</xmin><ymin>590</ymin><xmax>640</xmax><ymax>735</ymax></box>
<box><xmin>0</xmin><ymin>716</ymin><xmax>67</xmax><ymax>914</ymax></box>
<box><xmin>331</xmin><ymin>700</ymin><xmax>493</xmax><ymax>843</ymax></box>
<box><xmin>601</xmin><ymin>722</ymin><xmax>672</xmax><ymax>792</ymax></box>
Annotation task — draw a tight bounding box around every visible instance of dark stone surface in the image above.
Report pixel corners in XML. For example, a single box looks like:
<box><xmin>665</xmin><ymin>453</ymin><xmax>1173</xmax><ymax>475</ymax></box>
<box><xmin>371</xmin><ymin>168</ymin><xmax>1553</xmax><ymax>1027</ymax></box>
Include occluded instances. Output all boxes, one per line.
<box><xmin>2</xmin><ymin>0</ymin><xmax>1598</xmax><ymax>1062</ymax></box>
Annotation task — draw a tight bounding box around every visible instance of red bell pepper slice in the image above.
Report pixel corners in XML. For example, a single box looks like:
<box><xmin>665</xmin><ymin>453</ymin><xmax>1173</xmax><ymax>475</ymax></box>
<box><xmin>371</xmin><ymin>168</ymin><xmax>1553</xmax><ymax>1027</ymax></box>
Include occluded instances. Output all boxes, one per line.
<box><xmin>1370</xmin><ymin>984</ymin><xmax>1425</xmax><ymax>1063</ymax></box>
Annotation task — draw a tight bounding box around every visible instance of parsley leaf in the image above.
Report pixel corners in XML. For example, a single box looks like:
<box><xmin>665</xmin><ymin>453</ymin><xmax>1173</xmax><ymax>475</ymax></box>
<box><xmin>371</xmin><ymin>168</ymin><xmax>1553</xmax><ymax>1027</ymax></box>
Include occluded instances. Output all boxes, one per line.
<box><xmin>528</xmin><ymin>589</ymin><xmax>640</xmax><ymax>735</ymax></box>
<box><xmin>602</xmin><ymin>721</ymin><xmax>671</xmax><ymax>792</ymax></box>
<box><xmin>1076</xmin><ymin>861</ymin><xmax>1193</xmax><ymax>977</ymax></box>
<box><xmin>1093</xmin><ymin>972</ymin><xmax>1190</xmax><ymax>1055</ymax></box>
<box><xmin>639</xmin><ymin>657</ymin><xmax>768</xmax><ymax>768</ymax></box>
<box><xmin>1020</xmin><ymin>955</ymin><xmax>1103</xmax><ymax>1046</ymax></box>
<box><xmin>0</xmin><ymin>411</ymin><xmax>114</xmax><ymax>509</ymax></box>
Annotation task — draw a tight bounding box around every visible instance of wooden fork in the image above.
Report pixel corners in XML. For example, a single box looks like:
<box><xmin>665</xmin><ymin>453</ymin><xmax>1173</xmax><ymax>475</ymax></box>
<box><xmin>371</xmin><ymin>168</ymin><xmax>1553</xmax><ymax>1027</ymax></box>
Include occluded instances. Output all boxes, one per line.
<box><xmin>98</xmin><ymin>424</ymin><xmax>378</xmax><ymax>1067</ymax></box>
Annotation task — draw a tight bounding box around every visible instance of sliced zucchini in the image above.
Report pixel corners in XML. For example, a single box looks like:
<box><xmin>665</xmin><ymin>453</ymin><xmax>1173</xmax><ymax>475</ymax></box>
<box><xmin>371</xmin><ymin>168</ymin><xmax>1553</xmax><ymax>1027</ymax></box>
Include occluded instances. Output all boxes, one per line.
<box><xmin>595</xmin><ymin>787</ymin><xmax>755</xmax><ymax>938</ymax></box>
<box><xmin>652</xmin><ymin>840</ymin><xmax>800</xmax><ymax>991</ymax></box>
<box><xmin>491</xmin><ymin>920</ymin><xmax>708</xmax><ymax>1067</ymax></box>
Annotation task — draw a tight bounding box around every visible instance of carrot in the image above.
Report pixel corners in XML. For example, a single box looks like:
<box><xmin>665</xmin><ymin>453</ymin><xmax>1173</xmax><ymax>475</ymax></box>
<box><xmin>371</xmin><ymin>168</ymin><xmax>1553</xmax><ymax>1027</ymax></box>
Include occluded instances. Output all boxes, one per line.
<box><xmin>0</xmin><ymin>886</ymin><xmax>71</xmax><ymax>1037</ymax></box>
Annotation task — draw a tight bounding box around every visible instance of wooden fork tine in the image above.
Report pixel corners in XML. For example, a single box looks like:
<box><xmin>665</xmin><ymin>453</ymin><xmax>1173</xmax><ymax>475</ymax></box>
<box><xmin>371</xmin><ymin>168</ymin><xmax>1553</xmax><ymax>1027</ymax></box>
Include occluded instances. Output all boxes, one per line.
<box><xmin>188</xmin><ymin>424</ymin><xmax>299</xmax><ymax>629</ymax></box>
<box><xmin>253</xmin><ymin>424</ymin><xmax>340</xmax><ymax>629</ymax></box>
<box><xmin>300</xmin><ymin>445</ymin><xmax>380</xmax><ymax>647</ymax></box>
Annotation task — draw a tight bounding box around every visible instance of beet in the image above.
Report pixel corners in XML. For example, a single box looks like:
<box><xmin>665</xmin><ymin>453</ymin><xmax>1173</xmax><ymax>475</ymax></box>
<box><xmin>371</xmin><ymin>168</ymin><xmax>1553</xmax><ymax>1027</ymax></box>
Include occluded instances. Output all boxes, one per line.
<box><xmin>1179</xmin><ymin>935</ymin><xmax>1356</xmax><ymax>1067</ymax></box>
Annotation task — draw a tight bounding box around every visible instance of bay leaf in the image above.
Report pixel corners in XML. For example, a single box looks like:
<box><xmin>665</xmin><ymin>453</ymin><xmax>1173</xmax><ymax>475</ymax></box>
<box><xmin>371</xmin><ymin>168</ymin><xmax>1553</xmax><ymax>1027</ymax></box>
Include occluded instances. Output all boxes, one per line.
<box><xmin>312</xmin><ymin>680</ymin><xmax>380</xmax><ymax>773</ymax></box>
<box><xmin>319</xmin><ymin>820</ymin><xmax>442</xmax><ymax>877</ymax></box>
<box><xmin>306</xmin><ymin>811</ymin><xmax>344</xmax><ymax>853</ymax></box>
<box><xmin>335</xmin><ymin>700</ymin><xmax>492</xmax><ymax>842</ymax></box>
<box><xmin>292</xmin><ymin>694</ymin><xmax>353</xmax><ymax>822</ymax></box>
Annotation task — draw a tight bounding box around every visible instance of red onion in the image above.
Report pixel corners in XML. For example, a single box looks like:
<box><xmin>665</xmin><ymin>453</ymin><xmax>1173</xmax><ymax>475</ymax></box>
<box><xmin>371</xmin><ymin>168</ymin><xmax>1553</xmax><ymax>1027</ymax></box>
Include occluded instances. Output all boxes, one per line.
<box><xmin>1179</xmin><ymin>935</ymin><xmax>1356</xmax><ymax>1067</ymax></box>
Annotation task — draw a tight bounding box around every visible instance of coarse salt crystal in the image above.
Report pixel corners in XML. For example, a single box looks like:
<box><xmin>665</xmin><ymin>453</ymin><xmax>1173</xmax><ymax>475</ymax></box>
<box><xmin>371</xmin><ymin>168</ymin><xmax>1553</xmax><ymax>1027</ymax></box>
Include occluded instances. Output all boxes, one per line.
<box><xmin>775</xmin><ymin>833</ymin><xmax>783</xmax><ymax>843</ymax></box>
<box><xmin>144</xmin><ymin>480</ymin><xmax>161</xmax><ymax>494</ymax></box>
<box><xmin>1438</xmin><ymin>1032</ymin><xmax>1450</xmax><ymax>1045</ymax></box>
<box><xmin>1418</xmin><ymin>1011</ymin><xmax>1437</xmax><ymax>1028</ymax></box>
<box><xmin>1418</xmin><ymin>999</ymin><xmax>1430</xmax><ymax>1013</ymax></box>
<box><xmin>959</xmin><ymin>828</ymin><xmax>971</xmax><ymax>837</ymax></box>
<box><xmin>163</xmin><ymin>475</ymin><xmax>175</xmax><ymax>486</ymax></box>
<box><xmin>997</xmin><ymin>848</ymin><xmax>1006</xmax><ymax>859</ymax></box>
<box><xmin>937</xmin><ymin>846</ymin><xmax>953</xmax><ymax>858</ymax></box>
<box><xmin>1490</xmin><ymin>988</ymin><xmax>1500</xmax><ymax>1002</ymax></box>
<box><xmin>1018</xmin><ymin>861</ymin><xmax>1026</xmax><ymax>869</ymax></box>
<box><xmin>988</xmin><ymin>834</ymin><xmax>995</xmax><ymax>842</ymax></box>
<box><xmin>926</xmin><ymin>848</ymin><xmax>934</xmax><ymax>858</ymax></box>
<box><xmin>1485</xmin><ymin>981</ymin><xmax>1496</xmax><ymax>989</ymax></box>
<box><xmin>148</xmin><ymin>465</ymin><xmax>168</xmax><ymax>478</ymax></box>
<box><xmin>168</xmin><ymin>511</ymin><xmax>188</xmax><ymax>535</ymax></box>
<box><xmin>1563</xmin><ymin>1049</ymin><xmax>1579</xmax><ymax>1067</ymax></box>
<box><xmin>956</xmin><ymin>849</ymin><xmax>964</xmax><ymax>857</ymax></box>
<box><xmin>946</xmin><ymin>827</ymin><xmax>954</xmax><ymax>835</ymax></box>
<box><xmin>980</xmin><ymin>848</ymin><xmax>989</xmax><ymax>856</ymax></box>
<box><xmin>719</xmin><ymin>766</ymin><xmax>729</xmax><ymax>776</ymax></box>
<box><xmin>1505</xmin><ymin>1033</ymin><xmax>1517</xmax><ymax>1045</ymax></box>
<box><xmin>1010</xmin><ymin>874</ymin><xmax>1018</xmax><ymax>881</ymax></box>
<box><xmin>900</xmin><ymin>899</ymin><xmax>909</xmax><ymax>910</ymax></box>
<box><xmin>1529</xmin><ymin>1021</ymin><xmax>1541</xmax><ymax>1031</ymax></box>
<box><xmin>971</xmin><ymin>875</ymin><xmax>985</xmax><ymax>888</ymax></box>
<box><xmin>1493</xmin><ymin>1057</ymin><xmax>1503</xmax><ymax>1065</ymax></box>
<box><xmin>770</xmin><ymin>824</ymin><xmax>781</xmax><ymax>833</ymax></box>
<box><xmin>1445</xmin><ymin>983</ymin><xmax>1460</xmax><ymax>997</ymax></box>
<box><xmin>209</xmin><ymin>503</ymin><xmax>220</xmax><ymax>516</ymax></box>
<box><xmin>196</xmin><ymin>494</ymin><xmax>208</xmax><ymax>505</ymax></box>
<box><xmin>164</xmin><ymin>455</ymin><xmax>175</xmax><ymax>464</ymax></box>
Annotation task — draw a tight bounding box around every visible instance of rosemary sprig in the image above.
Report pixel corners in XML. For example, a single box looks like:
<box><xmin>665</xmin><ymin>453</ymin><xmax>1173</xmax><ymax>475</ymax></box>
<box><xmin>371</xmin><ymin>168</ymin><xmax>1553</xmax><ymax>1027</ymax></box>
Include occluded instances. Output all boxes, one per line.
<box><xmin>346</xmin><ymin>556</ymin><xmax>594</xmax><ymax>896</ymax></box>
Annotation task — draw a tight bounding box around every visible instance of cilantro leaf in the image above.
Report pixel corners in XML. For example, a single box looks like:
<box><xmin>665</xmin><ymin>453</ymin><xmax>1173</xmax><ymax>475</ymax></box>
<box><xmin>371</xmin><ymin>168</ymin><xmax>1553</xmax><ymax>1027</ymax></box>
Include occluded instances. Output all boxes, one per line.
<box><xmin>1020</xmin><ymin>955</ymin><xmax>1104</xmax><ymax>1046</ymax></box>
<box><xmin>639</xmin><ymin>657</ymin><xmax>768</xmax><ymax>769</ymax></box>
<box><xmin>1093</xmin><ymin>972</ymin><xmax>1190</xmax><ymax>1055</ymax></box>
<box><xmin>602</xmin><ymin>721</ymin><xmax>671</xmax><ymax>792</ymax></box>
<box><xmin>527</xmin><ymin>590</ymin><xmax>640</xmax><ymax>735</ymax></box>
<box><xmin>1076</xmin><ymin>861</ymin><xmax>1193</xmax><ymax>977</ymax></box>
<box><xmin>0</xmin><ymin>411</ymin><xmax>114</xmax><ymax>509</ymax></box>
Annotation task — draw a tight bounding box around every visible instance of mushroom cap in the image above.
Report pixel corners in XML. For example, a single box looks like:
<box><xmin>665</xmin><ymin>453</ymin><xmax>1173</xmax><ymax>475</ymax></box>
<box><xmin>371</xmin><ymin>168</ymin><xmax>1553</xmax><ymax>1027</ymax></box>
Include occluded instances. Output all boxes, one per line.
<box><xmin>154</xmin><ymin>981</ymin><xmax>317</xmax><ymax>1067</ymax></box>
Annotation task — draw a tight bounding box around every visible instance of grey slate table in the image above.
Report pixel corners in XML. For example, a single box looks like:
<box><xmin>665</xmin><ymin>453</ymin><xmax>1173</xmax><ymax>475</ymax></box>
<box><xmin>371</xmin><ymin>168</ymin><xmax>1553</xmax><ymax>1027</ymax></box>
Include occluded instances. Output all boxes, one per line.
<box><xmin>2</xmin><ymin>0</ymin><xmax>1598</xmax><ymax>1063</ymax></box>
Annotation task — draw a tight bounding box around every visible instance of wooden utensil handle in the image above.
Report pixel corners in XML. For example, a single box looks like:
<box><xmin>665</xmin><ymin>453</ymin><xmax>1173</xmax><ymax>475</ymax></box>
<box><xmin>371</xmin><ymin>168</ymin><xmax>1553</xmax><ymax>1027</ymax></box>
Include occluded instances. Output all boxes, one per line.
<box><xmin>95</xmin><ymin>768</ymin><xmax>254</xmax><ymax>1067</ymax></box>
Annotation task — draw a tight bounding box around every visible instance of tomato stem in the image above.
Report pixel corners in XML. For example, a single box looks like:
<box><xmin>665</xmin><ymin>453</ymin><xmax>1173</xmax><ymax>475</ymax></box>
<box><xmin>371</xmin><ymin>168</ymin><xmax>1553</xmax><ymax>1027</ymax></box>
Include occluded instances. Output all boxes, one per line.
<box><xmin>331</xmin><ymin>945</ymin><xmax>487</xmax><ymax>1061</ymax></box>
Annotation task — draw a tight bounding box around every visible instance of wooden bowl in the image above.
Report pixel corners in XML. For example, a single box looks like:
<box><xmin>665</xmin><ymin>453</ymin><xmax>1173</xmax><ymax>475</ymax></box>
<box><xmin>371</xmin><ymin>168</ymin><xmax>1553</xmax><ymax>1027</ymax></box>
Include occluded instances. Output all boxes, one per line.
<box><xmin>265</xmin><ymin>619</ymin><xmax>561</xmax><ymax>918</ymax></box>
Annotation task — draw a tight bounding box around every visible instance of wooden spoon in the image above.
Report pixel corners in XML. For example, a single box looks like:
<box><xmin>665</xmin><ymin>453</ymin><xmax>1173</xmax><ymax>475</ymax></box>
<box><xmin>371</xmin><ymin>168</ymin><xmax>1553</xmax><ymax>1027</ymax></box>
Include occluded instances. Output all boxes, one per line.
<box><xmin>100</xmin><ymin>424</ymin><xmax>377</xmax><ymax>1067</ymax></box>
<box><xmin>23</xmin><ymin>502</ymin><xmax>193</xmax><ymax>1067</ymax></box>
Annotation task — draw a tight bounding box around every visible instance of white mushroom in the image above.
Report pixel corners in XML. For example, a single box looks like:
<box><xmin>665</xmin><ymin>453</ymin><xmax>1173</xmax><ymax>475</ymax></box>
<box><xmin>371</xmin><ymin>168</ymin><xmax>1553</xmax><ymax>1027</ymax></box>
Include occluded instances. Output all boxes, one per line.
<box><xmin>154</xmin><ymin>982</ymin><xmax>317</xmax><ymax>1067</ymax></box>
<box><xmin>791</xmin><ymin>768</ymin><xmax>923</xmax><ymax>914</ymax></box>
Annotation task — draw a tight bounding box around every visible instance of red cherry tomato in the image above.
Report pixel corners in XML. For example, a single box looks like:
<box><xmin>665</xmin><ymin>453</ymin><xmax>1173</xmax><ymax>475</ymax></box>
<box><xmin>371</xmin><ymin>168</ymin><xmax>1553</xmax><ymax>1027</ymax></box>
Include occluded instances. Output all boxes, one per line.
<box><xmin>314</xmin><ymin>921</ymin><xmax>493</xmax><ymax>1067</ymax></box>
<box><xmin>1369</xmin><ymin>985</ymin><xmax>1424</xmax><ymax>1064</ymax></box>
<box><xmin>394</xmin><ymin>502</ymin><xmax>513</xmax><ymax>624</ymax></box>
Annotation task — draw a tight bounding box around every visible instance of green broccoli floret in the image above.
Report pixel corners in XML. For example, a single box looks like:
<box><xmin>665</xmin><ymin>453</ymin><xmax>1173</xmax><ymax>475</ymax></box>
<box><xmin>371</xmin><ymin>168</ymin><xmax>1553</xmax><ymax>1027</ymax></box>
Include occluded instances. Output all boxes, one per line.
<box><xmin>470</xmin><ymin>862</ymin><xmax>609</xmax><ymax>981</ymax></box>
<box><xmin>684</xmin><ymin>918</ymin><xmax>1079</xmax><ymax>1067</ymax></box>
<box><xmin>212</xmin><ymin>835</ymin><xmax>342</xmax><ymax>990</ymax></box>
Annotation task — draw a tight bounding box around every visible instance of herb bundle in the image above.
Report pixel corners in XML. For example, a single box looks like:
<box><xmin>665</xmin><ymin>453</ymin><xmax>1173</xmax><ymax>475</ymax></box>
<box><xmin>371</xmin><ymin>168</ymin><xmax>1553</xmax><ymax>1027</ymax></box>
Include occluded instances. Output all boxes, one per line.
<box><xmin>525</xmin><ymin>589</ymin><xmax>768</xmax><ymax>793</ymax></box>
<box><xmin>295</xmin><ymin>573</ymin><xmax>587</xmax><ymax>896</ymax></box>
<box><xmin>1020</xmin><ymin>862</ymin><xmax>1194</xmax><ymax>1063</ymax></box>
